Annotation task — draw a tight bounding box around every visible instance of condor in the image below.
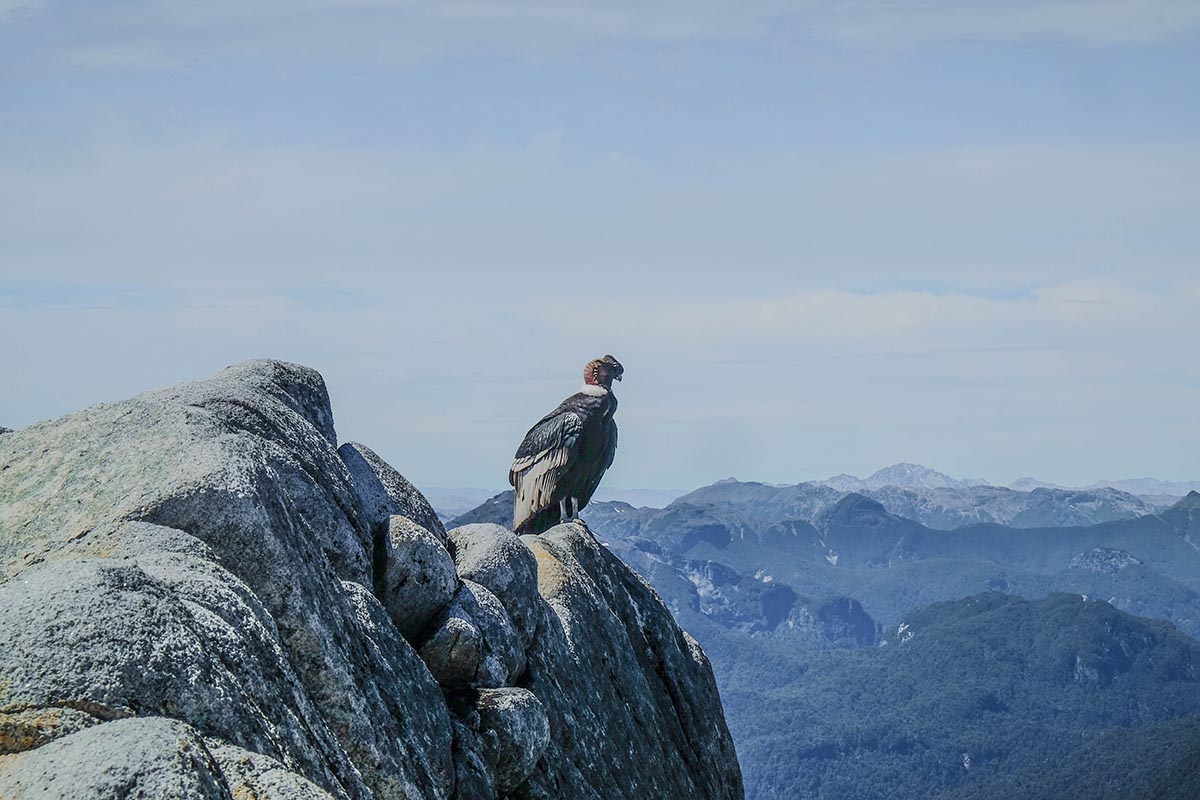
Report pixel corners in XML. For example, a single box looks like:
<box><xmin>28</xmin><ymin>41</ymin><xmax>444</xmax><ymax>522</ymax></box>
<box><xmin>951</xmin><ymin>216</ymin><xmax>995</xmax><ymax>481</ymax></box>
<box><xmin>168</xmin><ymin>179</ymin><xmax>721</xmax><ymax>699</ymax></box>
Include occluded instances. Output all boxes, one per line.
<box><xmin>509</xmin><ymin>355</ymin><xmax>623</xmax><ymax>534</ymax></box>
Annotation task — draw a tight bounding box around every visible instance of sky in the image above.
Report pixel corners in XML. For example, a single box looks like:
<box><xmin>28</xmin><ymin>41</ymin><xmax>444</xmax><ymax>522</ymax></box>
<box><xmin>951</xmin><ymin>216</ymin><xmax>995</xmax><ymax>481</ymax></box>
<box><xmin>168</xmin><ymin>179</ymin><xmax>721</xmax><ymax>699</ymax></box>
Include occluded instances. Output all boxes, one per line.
<box><xmin>2</xmin><ymin>0</ymin><xmax>1198</xmax><ymax>491</ymax></box>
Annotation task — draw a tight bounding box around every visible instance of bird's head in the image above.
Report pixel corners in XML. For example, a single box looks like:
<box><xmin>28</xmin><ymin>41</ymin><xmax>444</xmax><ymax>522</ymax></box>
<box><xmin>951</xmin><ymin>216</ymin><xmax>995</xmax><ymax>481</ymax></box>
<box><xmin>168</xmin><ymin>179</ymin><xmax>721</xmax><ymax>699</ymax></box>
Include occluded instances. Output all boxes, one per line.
<box><xmin>585</xmin><ymin>355</ymin><xmax>624</xmax><ymax>388</ymax></box>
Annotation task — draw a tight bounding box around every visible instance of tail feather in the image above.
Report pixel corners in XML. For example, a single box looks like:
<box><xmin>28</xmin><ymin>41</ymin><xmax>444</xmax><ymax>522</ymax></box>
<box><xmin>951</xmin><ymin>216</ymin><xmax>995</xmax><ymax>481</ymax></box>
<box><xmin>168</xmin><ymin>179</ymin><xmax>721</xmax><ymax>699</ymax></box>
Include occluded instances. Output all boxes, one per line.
<box><xmin>514</xmin><ymin>505</ymin><xmax>562</xmax><ymax>535</ymax></box>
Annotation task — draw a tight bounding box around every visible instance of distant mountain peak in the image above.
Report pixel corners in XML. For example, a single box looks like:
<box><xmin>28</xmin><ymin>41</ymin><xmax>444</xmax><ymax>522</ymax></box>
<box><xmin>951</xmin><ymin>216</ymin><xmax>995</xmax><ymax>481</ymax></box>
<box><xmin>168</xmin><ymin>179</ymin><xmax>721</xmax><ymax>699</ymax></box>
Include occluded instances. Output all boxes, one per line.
<box><xmin>1009</xmin><ymin>476</ymin><xmax>1066</xmax><ymax>491</ymax></box>
<box><xmin>815</xmin><ymin>492</ymin><xmax>892</xmax><ymax>529</ymax></box>
<box><xmin>834</xmin><ymin>491</ymin><xmax>881</xmax><ymax>507</ymax></box>
<box><xmin>1170</xmin><ymin>490</ymin><xmax>1200</xmax><ymax>511</ymax></box>
<box><xmin>1089</xmin><ymin>477</ymin><xmax>1200</xmax><ymax>497</ymax></box>
<box><xmin>817</xmin><ymin>463</ymin><xmax>979</xmax><ymax>492</ymax></box>
<box><xmin>819</xmin><ymin>473</ymin><xmax>868</xmax><ymax>492</ymax></box>
<box><xmin>864</xmin><ymin>463</ymin><xmax>969</xmax><ymax>491</ymax></box>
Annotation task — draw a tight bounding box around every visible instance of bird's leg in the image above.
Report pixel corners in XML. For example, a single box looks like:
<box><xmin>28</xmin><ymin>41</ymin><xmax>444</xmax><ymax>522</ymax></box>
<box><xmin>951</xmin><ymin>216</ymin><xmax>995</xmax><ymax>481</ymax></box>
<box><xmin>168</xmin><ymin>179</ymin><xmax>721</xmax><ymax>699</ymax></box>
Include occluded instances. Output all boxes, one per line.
<box><xmin>569</xmin><ymin>497</ymin><xmax>592</xmax><ymax>531</ymax></box>
<box><xmin>559</xmin><ymin>497</ymin><xmax>568</xmax><ymax>524</ymax></box>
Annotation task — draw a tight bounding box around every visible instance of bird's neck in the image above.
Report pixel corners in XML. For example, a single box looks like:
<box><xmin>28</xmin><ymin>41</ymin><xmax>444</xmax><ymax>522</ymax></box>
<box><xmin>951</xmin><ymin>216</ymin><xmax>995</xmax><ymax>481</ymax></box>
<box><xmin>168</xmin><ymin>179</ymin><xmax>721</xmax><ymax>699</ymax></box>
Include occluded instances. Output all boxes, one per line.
<box><xmin>579</xmin><ymin>384</ymin><xmax>610</xmax><ymax>397</ymax></box>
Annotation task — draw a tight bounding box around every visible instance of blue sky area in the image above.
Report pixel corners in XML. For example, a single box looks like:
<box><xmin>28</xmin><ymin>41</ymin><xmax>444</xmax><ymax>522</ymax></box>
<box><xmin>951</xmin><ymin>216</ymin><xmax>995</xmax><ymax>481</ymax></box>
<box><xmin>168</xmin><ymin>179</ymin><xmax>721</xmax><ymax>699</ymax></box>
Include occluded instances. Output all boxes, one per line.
<box><xmin>2</xmin><ymin>1</ymin><xmax>1198</xmax><ymax>489</ymax></box>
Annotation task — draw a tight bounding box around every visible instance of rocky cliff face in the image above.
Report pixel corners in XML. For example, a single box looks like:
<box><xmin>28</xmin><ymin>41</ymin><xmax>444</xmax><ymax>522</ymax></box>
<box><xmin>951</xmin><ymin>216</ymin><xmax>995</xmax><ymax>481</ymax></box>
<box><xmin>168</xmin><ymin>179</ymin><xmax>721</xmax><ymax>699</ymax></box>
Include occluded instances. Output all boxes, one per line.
<box><xmin>0</xmin><ymin>359</ymin><xmax>743</xmax><ymax>800</ymax></box>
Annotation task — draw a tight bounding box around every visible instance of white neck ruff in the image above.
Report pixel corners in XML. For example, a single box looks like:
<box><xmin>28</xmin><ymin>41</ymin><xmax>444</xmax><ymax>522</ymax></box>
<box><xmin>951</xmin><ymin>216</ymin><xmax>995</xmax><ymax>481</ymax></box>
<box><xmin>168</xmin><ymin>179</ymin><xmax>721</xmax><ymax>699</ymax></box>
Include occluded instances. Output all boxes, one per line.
<box><xmin>579</xmin><ymin>384</ymin><xmax>609</xmax><ymax>396</ymax></box>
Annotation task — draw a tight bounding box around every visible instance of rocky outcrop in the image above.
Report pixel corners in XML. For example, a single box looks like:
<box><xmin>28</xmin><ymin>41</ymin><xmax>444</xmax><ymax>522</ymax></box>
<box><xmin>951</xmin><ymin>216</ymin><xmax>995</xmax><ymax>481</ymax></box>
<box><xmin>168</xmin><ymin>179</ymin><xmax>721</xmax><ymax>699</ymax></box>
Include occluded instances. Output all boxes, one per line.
<box><xmin>447</xmin><ymin>524</ymin><xmax>540</xmax><ymax>647</ymax></box>
<box><xmin>516</xmin><ymin>524</ymin><xmax>743</xmax><ymax>800</ymax></box>
<box><xmin>340</xmin><ymin>441</ymin><xmax>447</xmax><ymax>542</ymax></box>
<box><xmin>786</xmin><ymin>596</ymin><xmax>878</xmax><ymax>647</ymax></box>
<box><xmin>380</xmin><ymin>515</ymin><xmax>459</xmax><ymax>641</ymax></box>
<box><xmin>475</xmin><ymin>689</ymin><xmax>550</xmax><ymax>794</ymax></box>
<box><xmin>1069</xmin><ymin>547</ymin><xmax>1143</xmax><ymax>575</ymax></box>
<box><xmin>0</xmin><ymin>359</ymin><xmax>742</xmax><ymax>800</ymax></box>
<box><xmin>418</xmin><ymin>579</ymin><xmax>525</xmax><ymax>689</ymax></box>
<box><xmin>0</xmin><ymin>717</ymin><xmax>338</xmax><ymax>800</ymax></box>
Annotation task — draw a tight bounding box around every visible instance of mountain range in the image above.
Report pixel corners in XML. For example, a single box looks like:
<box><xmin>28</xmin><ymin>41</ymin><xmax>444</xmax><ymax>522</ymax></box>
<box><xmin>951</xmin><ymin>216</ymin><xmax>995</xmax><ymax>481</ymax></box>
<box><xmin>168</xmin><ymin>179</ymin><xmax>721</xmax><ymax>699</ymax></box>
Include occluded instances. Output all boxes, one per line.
<box><xmin>672</xmin><ymin>478</ymin><xmax>1172</xmax><ymax>531</ymax></box>
<box><xmin>432</xmin><ymin>462</ymin><xmax>1191</xmax><ymax>531</ymax></box>
<box><xmin>806</xmin><ymin>462</ymin><xmax>1200</xmax><ymax>498</ymax></box>
<box><xmin>1011</xmin><ymin>474</ymin><xmax>1200</xmax><ymax>497</ymax></box>
<box><xmin>422</xmin><ymin>485</ymin><xmax>688</xmax><ymax>522</ymax></box>
<box><xmin>453</xmin><ymin>470</ymin><xmax>1200</xmax><ymax>800</ymax></box>
<box><xmin>815</xmin><ymin>462</ymin><xmax>988</xmax><ymax>492</ymax></box>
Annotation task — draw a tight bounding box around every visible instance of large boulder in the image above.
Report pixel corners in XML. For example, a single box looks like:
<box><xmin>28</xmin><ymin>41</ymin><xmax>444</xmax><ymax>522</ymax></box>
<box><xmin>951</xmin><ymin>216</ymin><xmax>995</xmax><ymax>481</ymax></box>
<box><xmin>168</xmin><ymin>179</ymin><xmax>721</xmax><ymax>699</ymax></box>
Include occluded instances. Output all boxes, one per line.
<box><xmin>447</xmin><ymin>523</ymin><xmax>540</xmax><ymax>648</ymax></box>
<box><xmin>516</xmin><ymin>522</ymin><xmax>744</xmax><ymax>800</ymax></box>
<box><xmin>439</xmin><ymin>687</ymin><xmax>551</xmax><ymax>800</ymax></box>
<box><xmin>0</xmin><ymin>360</ymin><xmax>452</xmax><ymax>799</ymax></box>
<box><xmin>475</xmin><ymin>688</ymin><xmax>551</xmax><ymax>794</ymax></box>
<box><xmin>0</xmin><ymin>552</ymin><xmax>342</xmax><ymax>782</ymax></box>
<box><xmin>0</xmin><ymin>717</ymin><xmax>231</xmax><ymax>800</ymax></box>
<box><xmin>1</xmin><ymin>359</ymin><xmax>370</xmax><ymax>584</ymax></box>
<box><xmin>417</xmin><ymin>580</ymin><xmax>525</xmax><ymax>689</ymax></box>
<box><xmin>207</xmin><ymin>737</ymin><xmax>339</xmax><ymax>800</ymax></box>
<box><xmin>380</xmin><ymin>515</ymin><xmax>459</xmax><ymax>641</ymax></box>
<box><xmin>0</xmin><ymin>717</ymin><xmax>337</xmax><ymax>800</ymax></box>
<box><xmin>339</xmin><ymin>441</ymin><xmax>446</xmax><ymax>542</ymax></box>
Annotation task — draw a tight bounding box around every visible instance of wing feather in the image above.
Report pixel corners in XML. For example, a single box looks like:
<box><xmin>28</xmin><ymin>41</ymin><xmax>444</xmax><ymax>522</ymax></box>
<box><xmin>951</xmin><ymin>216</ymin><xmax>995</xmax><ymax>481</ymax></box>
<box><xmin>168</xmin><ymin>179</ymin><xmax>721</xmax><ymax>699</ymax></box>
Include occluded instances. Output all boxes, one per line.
<box><xmin>510</xmin><ymin>411</ymin><xmax>584</xmax><ymax>530</ymax></box>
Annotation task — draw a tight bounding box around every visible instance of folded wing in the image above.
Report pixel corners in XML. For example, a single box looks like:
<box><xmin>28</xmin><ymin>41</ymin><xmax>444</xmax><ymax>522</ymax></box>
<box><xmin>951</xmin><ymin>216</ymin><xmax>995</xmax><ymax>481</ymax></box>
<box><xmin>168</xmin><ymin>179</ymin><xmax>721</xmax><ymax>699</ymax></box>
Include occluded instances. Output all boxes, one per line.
<box><xmin>510</xmin><ymin>410</ymin><xmax>584</xmax><ymax>532</ymax></box>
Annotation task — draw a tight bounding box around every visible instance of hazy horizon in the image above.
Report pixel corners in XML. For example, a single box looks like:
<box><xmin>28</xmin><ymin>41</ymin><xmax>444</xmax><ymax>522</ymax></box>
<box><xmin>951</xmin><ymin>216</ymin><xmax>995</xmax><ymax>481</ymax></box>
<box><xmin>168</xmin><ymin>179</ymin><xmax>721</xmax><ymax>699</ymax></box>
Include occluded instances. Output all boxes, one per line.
<box><xmin>3</xmin><ymin>1</ymin><xmax>1197</xmax><ymax>489</ymax></box>
<box><xmin>419</xmin><ymin>463</ymin><xmax>1200</xmax><ymax>499</ymax></box>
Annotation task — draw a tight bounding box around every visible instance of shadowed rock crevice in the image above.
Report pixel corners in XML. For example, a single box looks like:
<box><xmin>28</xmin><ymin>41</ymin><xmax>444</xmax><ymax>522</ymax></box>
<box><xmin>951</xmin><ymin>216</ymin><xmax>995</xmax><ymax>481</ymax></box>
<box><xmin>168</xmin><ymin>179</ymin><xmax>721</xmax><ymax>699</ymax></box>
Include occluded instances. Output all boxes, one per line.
<box><xmin>370</xmin><ymin>519</ymin><xmax>390</xmax><ymax>598</ymax></box>
<box><xmin>0</xmin><ymin>359</ymin><xmax>742</xmax><ymax>800</ymax></box>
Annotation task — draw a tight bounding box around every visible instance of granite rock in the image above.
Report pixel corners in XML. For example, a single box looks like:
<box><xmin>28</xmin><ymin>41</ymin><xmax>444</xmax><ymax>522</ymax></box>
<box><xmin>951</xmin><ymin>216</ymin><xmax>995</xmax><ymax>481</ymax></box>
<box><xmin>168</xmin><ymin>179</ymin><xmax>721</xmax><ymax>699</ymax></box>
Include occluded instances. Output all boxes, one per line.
<box><xmin>339</xmin><ymin>441</ymin><xmax>446</xmax><ymax>543</ymax></box>
<box><xmin>515</xmin><ymin>522</ymin><xmax>743</xmax><ymax>800</ymax></box>
<box><xmin>0</xmin><ymin>717</ymin><xmax>337</xmax><ymax>800</ymax></box>
<box><xmin>418</xmin><ymin>580</ymin><xmax>524</xmax><ymax>689</ymax></box>
<box><xmin>381</xmin><ymin>515</ymin><xmax>459</xmax><ymax>641</ymax></box>
<box><xmin>475</xmin><ymin>687</ymin><xmax>550</xmax><ymax>793</ymax></box>
<box><xmin>447</xmin><ymin>523</ymin><xmax>540</xmax><ymax>648</ymax></box>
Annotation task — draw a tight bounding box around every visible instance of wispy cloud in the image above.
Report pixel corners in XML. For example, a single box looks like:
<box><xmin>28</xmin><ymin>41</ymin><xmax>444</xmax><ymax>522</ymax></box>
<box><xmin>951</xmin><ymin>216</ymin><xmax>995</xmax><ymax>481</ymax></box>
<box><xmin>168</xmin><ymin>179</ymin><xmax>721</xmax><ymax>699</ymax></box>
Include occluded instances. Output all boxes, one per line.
<box><xmin>0</xmin><ymin>0</ymin><xmax>40</xmax><ymax>19</ymax></box>
<box><xmin>571</xmin><ymin>279</ymin><xmax>1181</xmax><ymax>346</ymax></box>
<box><xmin>65</xmin><ymin>45</ymin><xmax>174</xmax><ymax>69</ymax></box>
<box><xmin>0</xmin><ymin>281</ymin><xmax>177</xmax><ymax>310</ymax></box>
<box><xmin>818</xmin><ymin>0</ymin><xmax>1200</xmax><ymax>48</ymax></box>
<box><xmin>11</xmin><ymin>0</ymin><xmax>1200</xmax><ymax>70</ymax></box>
<box><xmin>3</xmin><ymin>141</ymin><xmax>1196</xmax><ymax>295</ymax></box>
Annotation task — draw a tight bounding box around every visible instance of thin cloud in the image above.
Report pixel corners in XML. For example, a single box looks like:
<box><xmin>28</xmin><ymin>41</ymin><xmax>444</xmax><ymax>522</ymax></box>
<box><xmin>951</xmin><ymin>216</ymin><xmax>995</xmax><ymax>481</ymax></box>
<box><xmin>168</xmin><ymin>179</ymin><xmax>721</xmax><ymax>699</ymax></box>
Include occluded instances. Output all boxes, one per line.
<box><xmin>0</xmin><ymin>0</ymin><xmax>39</xmax><ymax>19</ymax></box>
<box><xmin>2</xmin><ymin>141</ymin><xmax>1196</xmax><ymax>294</ymax></box>
<box><xmin>565</xmin><ymin>279</ymin><xmax>1180</xmax><ymax>345</ymax></box>
<box><xmin>819</xmin><ymin>0</ymin><xmax>1200</xmax><ymax>47</ymax></box>
<box><xmin>12</xmin><ymin>1</ymin><xmax>1200</xmax><ymax>70</ymax></box>
<box><xmin>65</xmin><ymin>45</ymin><xmax>174</xmax><ymax>69</ymax></box>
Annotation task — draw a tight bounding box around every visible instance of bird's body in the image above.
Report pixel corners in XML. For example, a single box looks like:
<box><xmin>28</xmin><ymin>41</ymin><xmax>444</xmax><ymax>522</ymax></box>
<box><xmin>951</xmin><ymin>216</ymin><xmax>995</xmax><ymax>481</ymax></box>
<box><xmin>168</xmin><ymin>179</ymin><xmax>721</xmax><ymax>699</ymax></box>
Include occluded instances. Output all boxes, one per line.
<box><xmin>510</xmin><ymin>356</ymin><xmax>623</xmax><ymax>534</ymax></box>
